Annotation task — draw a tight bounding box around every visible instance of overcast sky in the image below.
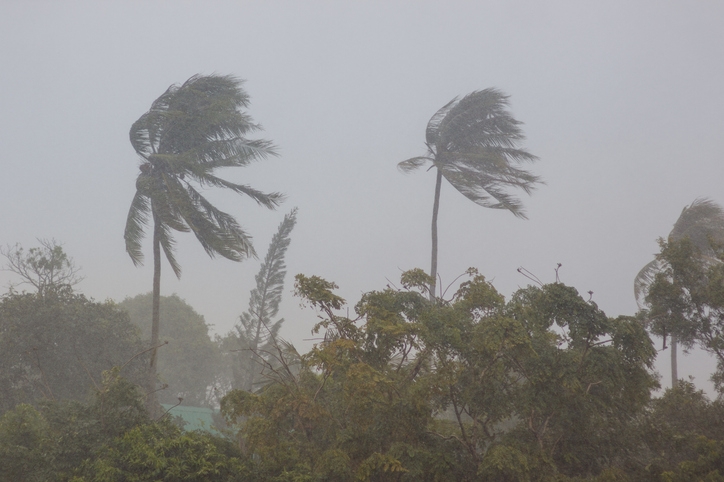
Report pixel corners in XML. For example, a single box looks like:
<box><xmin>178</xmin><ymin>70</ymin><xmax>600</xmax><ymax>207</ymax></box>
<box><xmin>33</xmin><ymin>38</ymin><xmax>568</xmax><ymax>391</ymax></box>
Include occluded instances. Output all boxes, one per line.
<box><xmin>2</xmin><ymin>1</ymin><xmax>723</xmax><ymax>394</ymax></box>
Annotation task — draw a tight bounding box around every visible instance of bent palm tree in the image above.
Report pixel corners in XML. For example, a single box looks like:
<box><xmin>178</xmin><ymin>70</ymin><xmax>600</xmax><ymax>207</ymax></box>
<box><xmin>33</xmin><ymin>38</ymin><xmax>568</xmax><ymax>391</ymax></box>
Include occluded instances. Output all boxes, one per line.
<box><xmin>124</xmin><ymin>74</ymin><xmax>282</xmax><ymax>409</ymax></box>
<box><xmin>634</xmin><ymin>198</ymin><xmax>724</xmax><ymax>388</ymax></box>
<box><xmin>399</xmin><ymin>89</ymin><xmax>541</xmax><ymax>299</ymax></box>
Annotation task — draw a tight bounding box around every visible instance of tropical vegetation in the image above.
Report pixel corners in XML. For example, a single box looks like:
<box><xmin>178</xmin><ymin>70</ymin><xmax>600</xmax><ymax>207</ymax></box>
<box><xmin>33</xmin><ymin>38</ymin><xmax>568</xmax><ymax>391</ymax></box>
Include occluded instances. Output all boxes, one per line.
<box><xmin>3</xmin><ymin>77</ymin><xmax>724</xmax><ymax>480</ymax></box>
<box><xmin>634</xmin><ymin>198</ymin><xmax>724</xmax><ymax>388</ymax></box>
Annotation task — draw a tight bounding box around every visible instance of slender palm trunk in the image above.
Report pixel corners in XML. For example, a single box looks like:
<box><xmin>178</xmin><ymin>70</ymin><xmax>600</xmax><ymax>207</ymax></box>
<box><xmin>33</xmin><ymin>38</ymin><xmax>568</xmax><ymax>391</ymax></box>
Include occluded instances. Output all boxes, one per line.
<box><xmin>146</xmin><ymin>220</ymin><xmax>162</xmax><ymax>414</ymax></box>
<box><xmin>430</xmin><ymin>169</ymin><xmax>443</xmax><ymax>301</ymax></box>
<box><xmin>671</xmin><ymin>335</ymin><xmax>678</xmax><ymax>389</ymax></box>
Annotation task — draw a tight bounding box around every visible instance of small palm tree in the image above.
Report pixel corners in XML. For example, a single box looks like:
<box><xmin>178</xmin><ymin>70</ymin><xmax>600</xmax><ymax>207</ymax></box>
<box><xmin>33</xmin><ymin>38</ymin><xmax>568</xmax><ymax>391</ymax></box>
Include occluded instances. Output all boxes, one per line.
<box><xmin>124</xmin><ymin>74</ymin><xmax>282</xmax><ymax>409</ymax></box>
<box><xmin>634</xmin><ymin>198</ymin><xmax>724</xmax><ymax>388</ymax></box>
<box><xmin>399</xmin><ymin>89</ymin><xmax>541</xmax><ymax>299</ymax></box>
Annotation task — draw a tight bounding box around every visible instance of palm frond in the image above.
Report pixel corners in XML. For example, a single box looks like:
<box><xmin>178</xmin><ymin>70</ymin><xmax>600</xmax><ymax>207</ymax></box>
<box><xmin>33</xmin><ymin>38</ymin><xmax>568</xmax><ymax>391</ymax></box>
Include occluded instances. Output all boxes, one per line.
<box><xmin>124</xmin><ymin>190</ymin><xmax>151</xmax><ymax>266</ymax></box>
<box><xmin>177</xmin><ymin>182</ymin><xmax>256</xmax><ymax>261</ymax></box>
<box><xmin>397</xmin><ymin>156</ymin><xmax>431</xmax><ymax>173</ymax></box>
<box><xmin>634</xmin><ymin>258</ymin><xmax>665</xmax><ymax>310</ymax></box>
<box><xmin>441</xmin><ymin>168</ymin><xmax>528</xmax><ymax>218</ymax></box>
<box><xmin>156</xmin><ymin>222</ymin><xmax>182</xmax><ymax>279</ymax></box>
<box><xmin>197</xmin><ymin>174</ymin><xmax>284</xmax><ymax>209</ymax></box>
<box><xmin>670</xmin><ymin>198</ymin><xmax>724</xmax><ymax>252</ymax></box>
<box><xmin>425</xmin><ymin>97</ymin><xmax>457</xmax><ymax>147</ymax></box>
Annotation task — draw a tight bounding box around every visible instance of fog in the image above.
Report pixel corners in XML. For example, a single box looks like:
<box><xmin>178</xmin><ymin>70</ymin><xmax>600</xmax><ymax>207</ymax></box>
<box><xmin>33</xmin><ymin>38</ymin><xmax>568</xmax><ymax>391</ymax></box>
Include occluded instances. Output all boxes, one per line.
<box><xmin>1</xmin><ymin>1</ymin><xmax>723</xmax><ymax>395</ymax></box>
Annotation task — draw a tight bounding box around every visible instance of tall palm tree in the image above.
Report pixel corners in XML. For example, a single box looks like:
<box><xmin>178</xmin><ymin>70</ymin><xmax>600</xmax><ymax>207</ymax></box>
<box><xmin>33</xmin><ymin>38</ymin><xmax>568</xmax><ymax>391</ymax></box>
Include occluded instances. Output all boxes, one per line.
<box><xmin>124</xmin><ymin>74</ymin><xmax>282</xmax><ymax>409</ymax></box>
<box><xmin>398</xmin><ymin>89</ymin><xmax>541</xmax><ymax>299</ymax></box>
<box><xmin>634</xmin><ymin>198</ymin><xmax>724</xmax><ymax>389</ymax></box>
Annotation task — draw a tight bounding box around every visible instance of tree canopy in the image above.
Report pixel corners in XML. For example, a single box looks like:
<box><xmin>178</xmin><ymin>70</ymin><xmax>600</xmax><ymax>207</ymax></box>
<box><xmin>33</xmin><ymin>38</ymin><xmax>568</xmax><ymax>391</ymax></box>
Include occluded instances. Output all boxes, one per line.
<box><xmin>0</xmin><ymin>290</ymin><xmax>145</xmax><ymax>416</ymax></box>
<box><xmin>221</xmin><ymin>270</ymin><xmax>658</xmax><ymax>481</ymax></box>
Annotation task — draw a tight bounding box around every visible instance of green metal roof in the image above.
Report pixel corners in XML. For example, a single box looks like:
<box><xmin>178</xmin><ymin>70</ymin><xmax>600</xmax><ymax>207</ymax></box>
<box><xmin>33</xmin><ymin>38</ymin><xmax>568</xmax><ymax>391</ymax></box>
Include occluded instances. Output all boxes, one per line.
<box><xmin>160</xmin><ymin>404</ymin><xmax>221</xmax><ymax>434</ymax></box>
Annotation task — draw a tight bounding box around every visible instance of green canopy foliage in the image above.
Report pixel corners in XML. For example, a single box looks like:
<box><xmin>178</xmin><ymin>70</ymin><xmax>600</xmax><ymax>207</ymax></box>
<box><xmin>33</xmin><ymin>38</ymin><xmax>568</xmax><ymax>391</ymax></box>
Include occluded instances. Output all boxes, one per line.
<box><xmin>0</xmin><ymin>290</ymin><xmax>145</xmax><ymax>416</ymax></box>
<box><xmin>0</xmin><ymin>370</ymin><xmax>245</xmax><ymax>482</ymax></box>
<box><xmin>645</xmin><ymin>236</ymin><xmax>724</xmax><ymax>394</ymax></box>
<box><xmin>221</xmin><ymin>270</ymin><xmax>657</xmax><ymax>481</ymax></box>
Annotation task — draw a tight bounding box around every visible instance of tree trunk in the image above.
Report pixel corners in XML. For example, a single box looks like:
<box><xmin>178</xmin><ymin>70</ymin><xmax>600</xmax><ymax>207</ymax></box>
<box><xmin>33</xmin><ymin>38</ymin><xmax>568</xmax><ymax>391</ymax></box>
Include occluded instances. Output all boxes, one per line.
<box><xmin>671</xmin><ymin>335</ymin><xmax>678</xmax><ymax>389</ymax></box>
<box><xmin>429</xmin><ymin>169</ymin><xmax>443</xmax><ymax>301</ymax></box>
<box><xmin>146</xmin><ymin>220</ymin><xmax>162</xmax><ymax>416</ymax></box>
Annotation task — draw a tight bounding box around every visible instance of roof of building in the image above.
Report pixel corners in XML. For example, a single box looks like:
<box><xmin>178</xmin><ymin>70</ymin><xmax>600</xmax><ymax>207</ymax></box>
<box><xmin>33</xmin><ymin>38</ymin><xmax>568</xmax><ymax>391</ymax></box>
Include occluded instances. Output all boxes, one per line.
<box><xmin>160</xmin><ymin>403</ymin><xmax>222</xmax><ymax>434</ymax></box>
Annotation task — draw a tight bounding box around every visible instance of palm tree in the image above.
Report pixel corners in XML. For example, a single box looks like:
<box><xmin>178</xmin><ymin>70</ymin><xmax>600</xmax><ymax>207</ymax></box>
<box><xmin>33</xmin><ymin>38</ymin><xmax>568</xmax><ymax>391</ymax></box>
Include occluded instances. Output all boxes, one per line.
<box><xmin>124</xmin><ymin>74</ymin><xmax>283</xmax><ymax>409</ymax></box>
<box><xmin>398</xmin><ymin>89</ymin><xmax>541</xmax><ymax>299</ymax></box>
<box><xmin>634</xmin><ymin>198</ymin><xmax>724</xmax><ymax>389</ymax></box>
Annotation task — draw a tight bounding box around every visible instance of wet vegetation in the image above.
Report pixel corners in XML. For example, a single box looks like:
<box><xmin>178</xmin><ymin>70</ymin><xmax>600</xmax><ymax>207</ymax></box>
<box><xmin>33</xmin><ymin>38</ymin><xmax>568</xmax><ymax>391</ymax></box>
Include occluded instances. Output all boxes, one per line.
<box><xmin>3</xmin><ymin>75</ymin><xmax>724</xmax><ymax>480</ymax></box>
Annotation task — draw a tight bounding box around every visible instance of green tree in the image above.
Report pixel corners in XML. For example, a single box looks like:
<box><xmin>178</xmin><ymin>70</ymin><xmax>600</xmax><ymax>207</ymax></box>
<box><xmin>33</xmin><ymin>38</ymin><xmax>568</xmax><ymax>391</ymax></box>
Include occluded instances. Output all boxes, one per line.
<box><xmin>0</xmin><ymin>290</ymin><xmax>145</xmax><ymax>415</ymax></box>
<box><xmin>645</xmin><ymin>235</ymin><xmax>724</xmax><ymax>394</ymax></box>
<box><xmin>123</xmin><ymin>74</ymin><xmax>282</xmax><ymax>410</ymax></box>
<box><xmin>225</xmin><ymin>208</ymin><xmax>298</xmax><ymax>392</ymax></box>
<box><xmin>398</xmin><ymin>89</ymin><xmax>541</xmax><ymax>299</ymax></box>
<box><xmin>76</xmin><ymin>422</ymin><xmax>247</xmax><ymax>481</ymax></box>
<box><xmin>0</xmin><ymin>369</ymin><xmax>246</xmax><ymax>482</ymax></box>
<box><xmin>221</xmin><ymin>269</ymin><xmax>657</xmax><ymax>481</ymax></box>
<box><xmin>636</xmin><ymin>381</ymin><xmax>724</xmax><ymax>477</ymax></box>
<box><xmin>118</xmin><ymin>293</ymin><xmax>222</xmax><ymax>407</ymax></box>
<box><xmin>0</xmin><ymin>370</ymin><xmax>149</xmax><ymax>481</ymax></box>
<box><xmin>634</xmin><ymin>198</ymin><xmax>724</xmax><ymax>388</ymax></box>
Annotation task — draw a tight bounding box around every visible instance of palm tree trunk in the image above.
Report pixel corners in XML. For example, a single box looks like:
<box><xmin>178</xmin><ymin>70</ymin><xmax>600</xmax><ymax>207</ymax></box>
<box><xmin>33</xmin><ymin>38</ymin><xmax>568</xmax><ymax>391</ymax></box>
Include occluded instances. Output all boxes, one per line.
<box><xmin>430</xmin><ymin>169</ymin><xmax>443</xmax><ymax>301</ymax></box>
<box><xmin>671</xmin><ymin>335</ymin><xmax>678</xmax><ymax>389</ymax></box>
<box><xmin>146</xmin><ymin>220</ymin><xmax>162</xmax><ymax>415</ymax></box>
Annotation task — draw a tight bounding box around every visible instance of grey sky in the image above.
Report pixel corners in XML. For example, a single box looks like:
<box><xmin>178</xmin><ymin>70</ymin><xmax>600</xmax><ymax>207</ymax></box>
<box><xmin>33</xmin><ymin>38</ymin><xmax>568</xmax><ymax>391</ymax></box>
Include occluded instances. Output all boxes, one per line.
<box><xmin>1</xmin><ymin>1</ymin><xmax>723</xmax><ymax>394</ymax></box>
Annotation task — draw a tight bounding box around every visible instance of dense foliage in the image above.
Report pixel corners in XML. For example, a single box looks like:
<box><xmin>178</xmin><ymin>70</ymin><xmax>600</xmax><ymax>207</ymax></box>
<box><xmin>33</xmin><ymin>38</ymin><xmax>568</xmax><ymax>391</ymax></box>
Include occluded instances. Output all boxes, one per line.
<box><xmin>4</xmin><ymin>267</ymin><xmax>724</xmax><ymax>480</ymax></box>
<box><xmin>220</xmin><ymin>270</ymin><xmax>664</xmax><ymax>481</ymax></box>
<box><xmin>0</xmin><ymin>371</ymin><xmax>246</xmax><ymax>482</ymax></box>
<box><xmin>0</xmin><ymin>290</ymin><xmax>146</xmax><ymax>416</ymax></box>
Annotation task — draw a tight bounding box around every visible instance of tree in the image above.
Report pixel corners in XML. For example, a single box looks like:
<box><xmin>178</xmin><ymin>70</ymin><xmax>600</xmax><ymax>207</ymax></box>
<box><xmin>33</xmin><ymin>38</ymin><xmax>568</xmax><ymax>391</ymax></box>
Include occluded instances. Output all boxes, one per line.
<box><xmin>123</xmin><ymin>74</ymin><xmax>283</xmax><ymax>411</ymax></box>
<box><xmin>0</xmin><ymin>369</ymin><xmax>247</xmax><ymax>482</ymax></box>
<box><xmin>225</xmin><ymin>208</ymin><xmax>298</xmax><ymax>392</ymax></box>
<box><xmin>398</xmin><ymin>89</ymin><xmax>541</xmax><ymax>299</ymax></box>
<box><xmin>634</xmin><ymin>198</ymin><xmax>724</xmax><ymax>388</ymax></box>
<box><xmin>645</xmin><ymin>236</ymin><xmax>724</xmax><ymax>395</ymax></box>
<box><xmin>1</xmin><ymin>239</ymin><xmax>83</xmax><ymax>296</ymax></box>
<box><xmin>221</xmin><ymin>269</ymin><xmax>657</xmax><ymax>481</ymax></box>
<box><xmin>118</xmin><ymin>293</ymin><xmax>222</xmax><ymax>407</ymax></box>
<box><xmin>0</xmin><ymin>290</ymin><xmax>146</xmax><ymax>416</ymax></box>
